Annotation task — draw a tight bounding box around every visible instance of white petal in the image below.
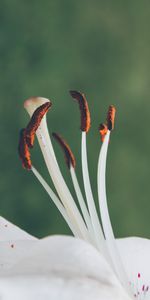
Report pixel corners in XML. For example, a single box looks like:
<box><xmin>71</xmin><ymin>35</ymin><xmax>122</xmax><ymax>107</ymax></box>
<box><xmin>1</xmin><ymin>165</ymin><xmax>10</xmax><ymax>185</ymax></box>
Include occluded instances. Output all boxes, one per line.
<box><xmin>0</xmin><ymin>217</ymin><xmax>37</xmax><ymax>241</ymax></box>
<box><xmin>0</xmin><ymin>236</ymin><xmax>131</xmax><ymax>300</ymax></box>
<box><xmin>0</xmin><ymin>276</ymin><xmax>131</xmax><ymax>300</ymax></box>
<box><xmin>0</xmin><ymin>240</ymin><xmax>37</xmax><ymax>272</ymax></box>
<box><xmin>0</xmin><ymin>217</ymin><xmax>37</xmax><ymax>272</ymax></box>
<box><xmin>117</xmin><ymin>237</ymin><xmax>150</xmax><ymax>283</ymax></box>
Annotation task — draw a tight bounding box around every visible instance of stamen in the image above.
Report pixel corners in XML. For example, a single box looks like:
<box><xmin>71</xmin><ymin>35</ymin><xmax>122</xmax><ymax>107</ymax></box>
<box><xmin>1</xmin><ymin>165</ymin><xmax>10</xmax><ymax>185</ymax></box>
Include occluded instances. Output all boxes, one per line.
<box><xmin>18</xmin><ymin>129</ymin><xmax>31</xmax><ymax>170</ymax></box>
<box><xmin>25</xmin><ymin>102</ymin><xmax>52</xmax><ymax>148</ymax></box>
<box><xmin>70</xmin><ymin>90</ymin><xmax>91</xmax><ymax>132</ymax></box>
<box><xmin>52</xmin><ymin>132</ymin><xmax>96</xmax><ymax>244</ymax></box>
<box><xmin>99</xmin><ymin>123</ymin><xmax>108</xmax><ymax>142</ymax></box>
<box><xmin>52</xmin><ymin>132</ymin><xmax>76</xmax><ymax>169</ymax></box>
<box><xmin>107</xmin><ymin>105</ymin><xmax>116</xmax><ymax>130</ymax></box>
<box><xmin>24</xmin><ymin>97</ymin><xmax>90</xmax><ymax>241</ymax></box>
<box><xmin>70</xmin><ymin>90</ymin><xmax>106</xmax><ymax>250</ymax></box>
<box><xmin>24</xmin><ymin>97</ymin><xmax>58</xmax><ymax>164</ymax></box>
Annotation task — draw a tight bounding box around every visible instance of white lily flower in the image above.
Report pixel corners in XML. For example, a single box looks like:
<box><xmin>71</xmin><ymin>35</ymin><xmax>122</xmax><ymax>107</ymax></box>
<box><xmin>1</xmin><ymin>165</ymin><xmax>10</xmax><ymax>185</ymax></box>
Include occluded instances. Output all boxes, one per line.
<box><xmin>1</xmin><ymin>92</ymin><xmax>149</xmax><ymax>300</ymax></box>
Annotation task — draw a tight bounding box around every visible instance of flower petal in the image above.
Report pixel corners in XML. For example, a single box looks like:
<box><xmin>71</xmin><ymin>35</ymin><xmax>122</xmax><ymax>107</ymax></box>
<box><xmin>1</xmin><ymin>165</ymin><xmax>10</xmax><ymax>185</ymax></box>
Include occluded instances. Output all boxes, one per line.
<box><xmin>0</xmin><ymin>240</ymin><xmax>37</xmax><ymax>272</ymax></box>
<box><xmin>0</xmin><ymin>217</ymin><xmax>37</xmax><ymax>241</ymax></box>
<box><xmin>0</xmin><ymin>276</ymin><xmax>131</xmax><ymax>300</ymax></box>
<box><xmin>0</xmin><ymin>217</ymin><xmax>37</xmax><ymax>272</ymax></box>
<box><xmin>117</xmin><ymin>237</ymin><xmax>150</xmax><ymax>284</ymax></box>
<box><xmin>0</xmin><ymin>236</ymin><xmax>131</xmax><ymax>300</ymax></box>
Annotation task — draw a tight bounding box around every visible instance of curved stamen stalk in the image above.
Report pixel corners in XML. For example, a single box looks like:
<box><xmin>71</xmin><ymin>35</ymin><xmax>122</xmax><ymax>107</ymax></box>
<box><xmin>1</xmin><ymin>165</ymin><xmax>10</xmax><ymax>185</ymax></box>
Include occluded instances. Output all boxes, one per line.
<box><xmin>32</xmin><ymin>166</ymin><xmax>79</xmax><ymax>237</ymax></box>
<box><xmin>70</xmin><ymin>166</ymin><xmax>95</xmax><ymax>240</ymax></box>
<box><xmin>82</xmin><ymin>132</ymin><xmax>105</xmax><ymax>249</ymax></box>
<box><xmin>97</xmin><ymin>130</ymin><xmax>131</xmax><ymax>295</ymax></box>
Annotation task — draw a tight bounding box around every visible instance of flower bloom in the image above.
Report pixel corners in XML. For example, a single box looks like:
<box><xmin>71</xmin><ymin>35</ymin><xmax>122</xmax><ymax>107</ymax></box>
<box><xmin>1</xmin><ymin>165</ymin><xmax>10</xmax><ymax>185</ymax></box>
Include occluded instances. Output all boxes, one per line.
<box><xmin>0</xmin><ymin>92</ymin><xmax>149</xmax><ymax>300</ymax></box>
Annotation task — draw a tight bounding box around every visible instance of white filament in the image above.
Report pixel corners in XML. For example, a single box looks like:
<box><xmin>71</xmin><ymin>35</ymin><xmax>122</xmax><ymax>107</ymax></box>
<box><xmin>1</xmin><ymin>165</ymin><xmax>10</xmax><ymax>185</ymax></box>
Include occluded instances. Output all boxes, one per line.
<box><xmin>81</xmin><ymin>132</ymin><xmax>105</xmax><ymax>250</ymax></box>
<box><xmin>31</xmin><ymin>165</ymin><xmax>79</xmax><ymax>237</ymax></box>
<box><xmin>97</xmin><ymin>130</ymin><xmax>131</xmax><ymax>295</ymax></box>
<box><xmin>70</xmin><ymin>166</ymin><xmax>95</xmax><ymax>243</ymax></box>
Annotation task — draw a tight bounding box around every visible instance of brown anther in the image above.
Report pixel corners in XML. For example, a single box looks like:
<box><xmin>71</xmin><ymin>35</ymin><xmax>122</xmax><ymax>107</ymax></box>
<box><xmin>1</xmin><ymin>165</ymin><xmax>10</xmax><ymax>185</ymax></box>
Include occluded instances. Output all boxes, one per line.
<box><xmin>52</xmin><ymin>132</ymin><xmax>76</xmax><ymax>169</ymax></box>
<box><xmin>18</xmin><ymin>129</ymin><xmax>31</xmax><ymax>170</ymax></box>
<box><xmin>99</xmin><ymin>123</ymin><xmax>108</xmax><ymax>142</ymax></box>
<box><xmin>26</xmin><ymin>102</ymin><xmax>52</xmax><ymax>148</ymax></box>
<box><xmin>107</xmin><ymin>105</ymin><xmax>116</xmax><ymax>131</ymax></box>
<box><xmin>70</xmin><ymin>90</ymin><xmax>91</xmax><ymax>132</ymax></box>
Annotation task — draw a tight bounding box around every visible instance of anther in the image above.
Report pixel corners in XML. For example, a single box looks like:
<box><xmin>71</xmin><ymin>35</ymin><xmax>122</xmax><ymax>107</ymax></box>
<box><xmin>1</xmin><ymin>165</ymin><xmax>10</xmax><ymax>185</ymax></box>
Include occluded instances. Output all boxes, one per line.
<box><xmin>70</xmin><ymin>90</ymin><xmax>91</xmax><ymax>132</ymax></box>
<box><xmin>107</xmin><ymin>105</ymin><xmax>116</xmax><ymax>131</ymax></box>
<box><xmin>25</xmin><ymin>102</ymin><xmax>52</xmax><ymax>148</ymax></box>
<box><xmin>99</xmin><ymin>123</ymin><xmax>108</xmax><ymax>142</ymax></box>
<box><xmin>18</xmin><ymin>129</ymin><xmax>31</xmax><ymax>170</ymax></box>
<box><xmin>52</xmin><ymin>132</ymin><xmax>76</xmax><ymax>169</ymax></box>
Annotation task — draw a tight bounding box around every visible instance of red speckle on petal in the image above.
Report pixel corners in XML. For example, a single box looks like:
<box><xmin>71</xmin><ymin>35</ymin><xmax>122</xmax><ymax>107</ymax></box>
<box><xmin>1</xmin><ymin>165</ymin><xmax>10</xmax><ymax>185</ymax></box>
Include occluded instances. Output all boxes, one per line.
<box><xmin>130</xmin><ymin>273</ymin><xmax>149</xmax><ymax>299</ymax></box>
<box><xmin>142</xmin><ymin>285</ymin><xmax>145</xmax><ymax>291</ymax></box>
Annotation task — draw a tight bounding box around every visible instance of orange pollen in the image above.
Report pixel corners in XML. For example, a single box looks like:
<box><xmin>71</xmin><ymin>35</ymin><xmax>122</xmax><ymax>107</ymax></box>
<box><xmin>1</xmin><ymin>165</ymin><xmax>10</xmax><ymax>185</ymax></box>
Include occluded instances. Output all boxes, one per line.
<box><xmin>52</xmin><ymin>132</ymin><xmax>76</xmax><ymax>169</ymax></box>
<box><xmin>99</xmin><ymin>123</ymin><xmax>108</xmax><ymax>142</ymax></box>
<box><xmin>107</xmin><ymin>105</ymin><xmax>116</xmax><ymax>131</ymax></box>
<box><xmin>26</xmin><ymin>102</ymin><xmax>52</xmax><ymax>148</ymax></box>
<box><xmin>70</xmin><ymin>90</ymin><xmax>91</xmax><ymax>133</ymax></box>
<box><xmin>18</xmin><ymin>129</ymin><xmax>31</xmax><ymax>170</ymax></box>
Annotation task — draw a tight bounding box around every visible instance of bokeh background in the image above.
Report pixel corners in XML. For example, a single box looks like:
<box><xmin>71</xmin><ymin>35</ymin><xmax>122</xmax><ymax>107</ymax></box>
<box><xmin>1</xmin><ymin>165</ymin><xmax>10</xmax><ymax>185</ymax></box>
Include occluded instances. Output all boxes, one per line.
<box><xmin>0</xmin><ymin>0</ymin><xmax>150</xmax><ymax>239</ymax></box>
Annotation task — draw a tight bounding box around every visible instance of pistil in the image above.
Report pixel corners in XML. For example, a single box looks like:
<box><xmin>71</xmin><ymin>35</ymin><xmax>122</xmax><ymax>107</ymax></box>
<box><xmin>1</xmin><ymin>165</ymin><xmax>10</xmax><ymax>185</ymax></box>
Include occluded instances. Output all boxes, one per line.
<box><xmin>99</xmin><ymin>123</ymin><xmax>108</xmax><ymax>142</ymax></box>
<box><xmin>97</xmin><ymin>107</ymin><xmax>131</xmax><ymax>296</ymax></box>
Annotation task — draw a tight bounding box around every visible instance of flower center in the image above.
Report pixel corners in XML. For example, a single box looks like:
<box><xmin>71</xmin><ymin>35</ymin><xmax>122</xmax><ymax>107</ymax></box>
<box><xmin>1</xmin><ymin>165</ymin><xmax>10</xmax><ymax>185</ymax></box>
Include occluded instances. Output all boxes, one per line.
<box><xmin>18</xmin><ymin>92</ymin><xmax>148</xmax><ymax>300</ymax></box>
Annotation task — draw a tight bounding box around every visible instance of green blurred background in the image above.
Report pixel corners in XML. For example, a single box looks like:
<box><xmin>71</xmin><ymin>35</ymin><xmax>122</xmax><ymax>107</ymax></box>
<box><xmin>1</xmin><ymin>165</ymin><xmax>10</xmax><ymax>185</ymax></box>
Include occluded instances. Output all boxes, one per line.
<box><xmin>0</xmin><ymin>0</ymin><xmax>150</xmax><ymax>239</ymax></box>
